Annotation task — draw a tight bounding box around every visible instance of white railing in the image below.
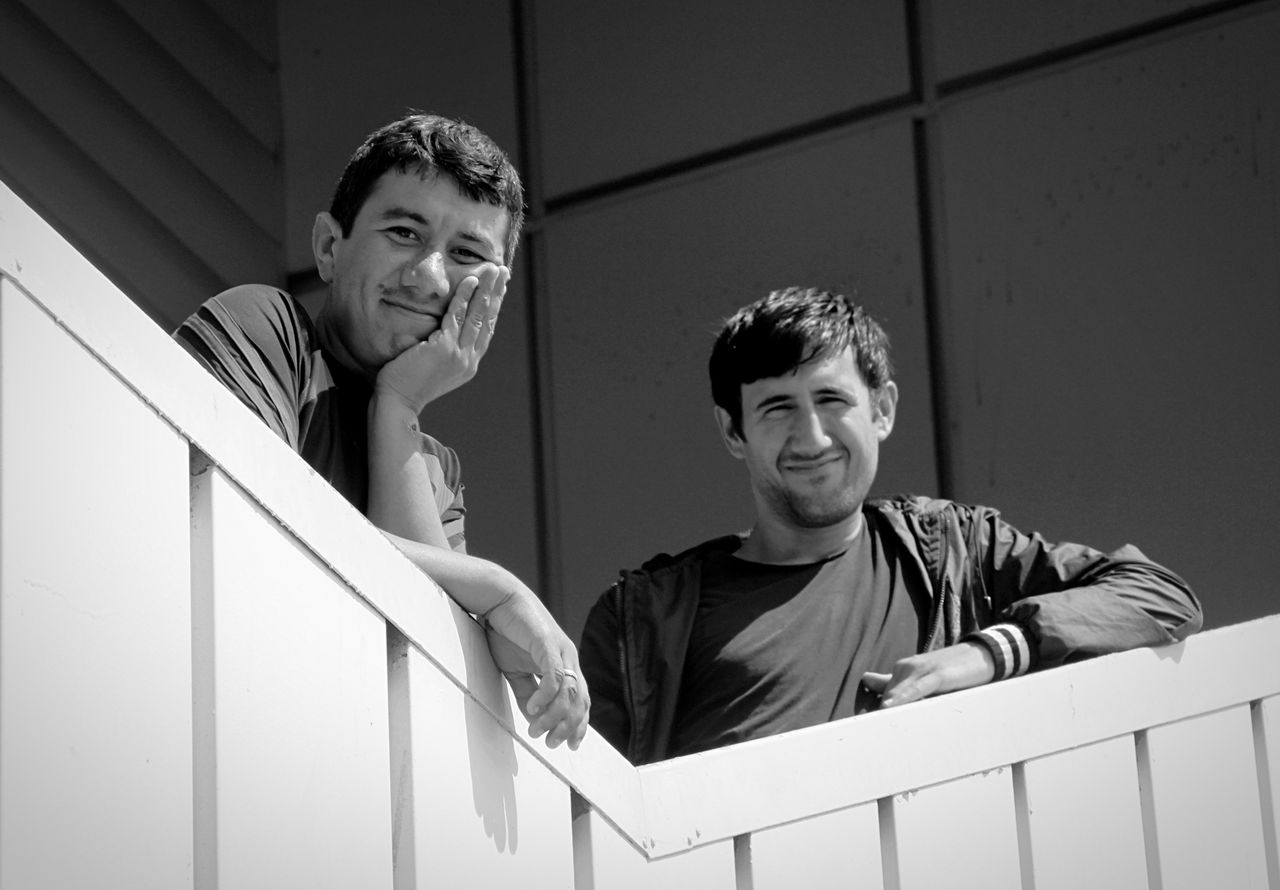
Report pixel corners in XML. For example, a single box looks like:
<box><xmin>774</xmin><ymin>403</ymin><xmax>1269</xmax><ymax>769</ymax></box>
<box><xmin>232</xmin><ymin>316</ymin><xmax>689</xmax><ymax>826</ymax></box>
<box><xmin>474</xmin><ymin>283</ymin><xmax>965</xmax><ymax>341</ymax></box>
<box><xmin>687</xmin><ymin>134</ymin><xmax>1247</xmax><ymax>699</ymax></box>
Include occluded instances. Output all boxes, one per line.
<box><xmin>2</xmin><ymin>178</ymin><xmax>1278</xmax><ymax>890</ymax></box>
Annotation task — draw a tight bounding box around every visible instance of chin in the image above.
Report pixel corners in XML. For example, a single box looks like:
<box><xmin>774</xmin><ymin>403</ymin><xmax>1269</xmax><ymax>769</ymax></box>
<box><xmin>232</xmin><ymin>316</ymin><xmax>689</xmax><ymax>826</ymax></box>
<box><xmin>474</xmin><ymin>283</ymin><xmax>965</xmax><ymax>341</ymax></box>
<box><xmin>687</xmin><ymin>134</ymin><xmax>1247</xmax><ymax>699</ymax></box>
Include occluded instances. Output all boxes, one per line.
<box><xmin>780</xmin><ymin>492</ymin><xmax>862</xmax><ymax>529</ymax></box>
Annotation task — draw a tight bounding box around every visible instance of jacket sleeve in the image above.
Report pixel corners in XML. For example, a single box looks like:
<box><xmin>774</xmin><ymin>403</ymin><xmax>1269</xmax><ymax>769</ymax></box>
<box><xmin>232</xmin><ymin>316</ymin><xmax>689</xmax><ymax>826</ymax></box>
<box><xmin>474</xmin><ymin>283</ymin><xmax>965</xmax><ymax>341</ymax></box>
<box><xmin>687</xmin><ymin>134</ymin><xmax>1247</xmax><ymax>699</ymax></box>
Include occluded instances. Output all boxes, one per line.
<box><xmin>963</xmin><ymin>505</ymin><xmax>1203</xmax><ymax>669</ymax></box>
<box><xmin>579</xmin><ymin>584</ymin><xmax>632</xmax><ymax>758</ymax></box>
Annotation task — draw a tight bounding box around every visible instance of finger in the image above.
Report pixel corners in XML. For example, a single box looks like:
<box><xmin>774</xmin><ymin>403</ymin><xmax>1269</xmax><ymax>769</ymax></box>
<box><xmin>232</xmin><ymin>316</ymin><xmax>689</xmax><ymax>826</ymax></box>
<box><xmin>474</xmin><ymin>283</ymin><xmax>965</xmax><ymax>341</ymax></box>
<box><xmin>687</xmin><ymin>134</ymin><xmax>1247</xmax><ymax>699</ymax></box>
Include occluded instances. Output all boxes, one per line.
<box><xmin>454</xmin><ymin>273</ymin><xmax>491</xmax><ymax>351</ymax></box>
<box><xmin>881</xmin><ymin>673</ymin><xmax>941</xmax><ymax>708</ymax></box>
<box><xmin>555</xmin><ymin>704</ymin><xmax>590</xmax><ymax>752</ymax></box>
<box><xmin>474</xmin><ymin>266</ymin><xmax>509</xmax><ymax>356</ymax></box>
<box><xmin>540</xmin><ymin>692</ymin><xmax>587</xmax><ymax>750</ymax></box>
<box><xmin>524</xmin><ymin>666</ymin><xmax>562</xmax><ymax>721</ymax></box>
<box><xmin>441</xmin><ymin>278</ymin><xmax>477</xmax><ymax>343</ymax></box>
<box><xmin>504</xmin><ymin>673</ymin><xmax>540</xmax><ymax>713</ymax></box>
<box><xmin>527</xmin><ymin>669</ymin><xmax>583</xmax><ymax>740</ymax></box>
<box><xmin>568</xmin><ymin>698</ymin><xmax>590</xmax><ymax>750</ymax></box>
<box><xmin>879</xmin><ymin>682</ymin><xmax>919</xmax><ymax>708</ymax></box>
<box><xmin>861</xmin><ymin>671</ymin><xmax>891</xmax><ymax>693</ymax></box>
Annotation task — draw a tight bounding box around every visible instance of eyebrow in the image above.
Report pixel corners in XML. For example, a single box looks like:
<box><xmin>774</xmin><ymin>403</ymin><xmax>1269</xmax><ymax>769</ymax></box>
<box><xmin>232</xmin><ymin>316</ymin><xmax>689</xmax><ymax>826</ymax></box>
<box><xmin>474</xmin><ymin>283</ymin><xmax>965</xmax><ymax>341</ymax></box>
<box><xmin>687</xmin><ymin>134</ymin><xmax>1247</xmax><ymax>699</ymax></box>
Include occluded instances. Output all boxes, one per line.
<box><xmin>377</xmin><ymin>206</ymin><xmax>499</xmax><ymax>253</ymax></box>
<box><xmin>814</xmin><ymin>384</ymin><xmax>858</xmax><ymax>401</ymax></box>
<box><xmin>751</xmin><ymin>384</ymin><xmax>858</xmax><ymax>413</ymax></box>
<box><xmin>752</xmin><ymin>393</ymin><xmax>794</xmax><ymax>413</ymax></box>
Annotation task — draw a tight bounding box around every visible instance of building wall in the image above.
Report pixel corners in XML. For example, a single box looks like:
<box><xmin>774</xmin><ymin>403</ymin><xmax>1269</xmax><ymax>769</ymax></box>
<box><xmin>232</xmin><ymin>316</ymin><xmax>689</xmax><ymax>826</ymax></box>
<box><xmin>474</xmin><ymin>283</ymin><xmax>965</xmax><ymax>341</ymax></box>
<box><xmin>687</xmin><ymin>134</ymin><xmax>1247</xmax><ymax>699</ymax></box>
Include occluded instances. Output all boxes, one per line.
<box><xmin>3</xmin><ymin>0</ymin><xmax>1276</xmax><ymax>641</ymax></box>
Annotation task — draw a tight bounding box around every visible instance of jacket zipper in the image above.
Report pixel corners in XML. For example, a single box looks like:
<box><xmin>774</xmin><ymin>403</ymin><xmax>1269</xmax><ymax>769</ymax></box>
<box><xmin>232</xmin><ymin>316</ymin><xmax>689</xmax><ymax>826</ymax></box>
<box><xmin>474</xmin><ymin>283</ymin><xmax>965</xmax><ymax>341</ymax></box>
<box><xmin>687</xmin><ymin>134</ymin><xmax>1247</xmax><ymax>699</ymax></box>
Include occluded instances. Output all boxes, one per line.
<box><xmin>612</xmin><ymin>578</ymin><xmax>642</xmax><ymax>761</ymax></box>
<box><xmin>923</xmin><ymin>513</ymin><xmax>950</xmax><ymax>651</ymax></box>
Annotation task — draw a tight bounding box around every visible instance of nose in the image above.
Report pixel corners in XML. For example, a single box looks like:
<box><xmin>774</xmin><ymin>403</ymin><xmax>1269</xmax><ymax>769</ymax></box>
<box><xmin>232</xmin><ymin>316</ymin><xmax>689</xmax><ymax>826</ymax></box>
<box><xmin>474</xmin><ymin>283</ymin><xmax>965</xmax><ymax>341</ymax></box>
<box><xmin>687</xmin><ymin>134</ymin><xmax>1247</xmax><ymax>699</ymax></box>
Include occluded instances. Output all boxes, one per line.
<box><xmin>402</xmin><ymin>250</ymin><xmax>451</xmax><ymax>299</ymax></box>
<box><xmin>789</xmin><ymin>407</ymin><xmax>832</xmax><ymax>454</ymax></box>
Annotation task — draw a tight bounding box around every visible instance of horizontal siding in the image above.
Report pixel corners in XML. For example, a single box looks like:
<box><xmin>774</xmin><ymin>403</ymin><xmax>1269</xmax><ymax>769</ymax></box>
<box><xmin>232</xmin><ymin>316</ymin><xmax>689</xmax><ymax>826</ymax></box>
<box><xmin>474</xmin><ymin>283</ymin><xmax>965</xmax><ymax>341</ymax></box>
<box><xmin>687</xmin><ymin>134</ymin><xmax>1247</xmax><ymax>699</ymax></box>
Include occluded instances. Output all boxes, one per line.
<box><xmin>16</xmin><ymin>0</ymin><xmax>280</xmax><ymax>236</ymax></box>
<box><xmin>0</xmin><ymin>77</ymin><xmax>226</xmax><ymax>326</ymax></box>
<box><xmin>114</xmin><ymin>0</ymin><xmax>281</xmax><ymax>150</ymax></box>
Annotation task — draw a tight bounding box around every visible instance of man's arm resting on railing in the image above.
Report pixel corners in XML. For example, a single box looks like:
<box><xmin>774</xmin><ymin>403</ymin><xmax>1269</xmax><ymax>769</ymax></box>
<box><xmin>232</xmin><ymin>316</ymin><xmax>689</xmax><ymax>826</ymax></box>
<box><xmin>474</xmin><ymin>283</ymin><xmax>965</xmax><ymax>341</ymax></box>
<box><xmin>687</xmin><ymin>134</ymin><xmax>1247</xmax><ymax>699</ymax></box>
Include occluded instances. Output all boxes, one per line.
<box><xmin>383</xmin><ymin>531</ymin><xmax>589</xmax><ymax>750</ymax></box>
<box><xmin>367</xmin><ymin>274</ymin><xmax>589</xmax><ymax>751</ymax></box>
<box><xmin>865</xmin><ymin>503</ymin><xmax>1202</xmax><ymax>709</ymax></box>
<box><xmin>863</xmin><ymin>641</ymin><xmax>998</xmax><ymax>708</ymax></box>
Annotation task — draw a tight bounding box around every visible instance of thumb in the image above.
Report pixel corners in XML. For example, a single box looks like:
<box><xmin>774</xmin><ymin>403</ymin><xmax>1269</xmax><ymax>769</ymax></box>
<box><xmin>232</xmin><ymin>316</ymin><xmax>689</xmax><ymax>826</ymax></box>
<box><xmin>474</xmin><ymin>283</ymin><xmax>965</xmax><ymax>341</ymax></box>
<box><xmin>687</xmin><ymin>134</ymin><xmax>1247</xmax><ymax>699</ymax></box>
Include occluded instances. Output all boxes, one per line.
<box><xmin>862</xmin><ymin>671</ymin><xmax>891</xmax><ymax>693</ymax></box>
<box><xmin>503</xmin><ymin>672</ymin><xmax>540</xmax><ymax>714</ymax></box>
<box><xmin>525</xmin><ymin>670</ymin><xmax>560</xmax><ymax>719</ymax></box>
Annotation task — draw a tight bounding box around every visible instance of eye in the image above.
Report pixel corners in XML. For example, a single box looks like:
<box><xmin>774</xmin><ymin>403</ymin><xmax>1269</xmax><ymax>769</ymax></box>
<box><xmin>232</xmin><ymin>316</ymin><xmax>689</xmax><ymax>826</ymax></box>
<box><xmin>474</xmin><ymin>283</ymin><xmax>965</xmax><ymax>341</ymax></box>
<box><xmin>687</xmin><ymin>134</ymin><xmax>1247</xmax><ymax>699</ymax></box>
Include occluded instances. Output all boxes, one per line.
<box><xmin>451</xmin><ymin>247</ymin><xmax>487</xmax><ymax>264</ymax></box>
<box><xmin>384</xmin><ymin>226</ymin><xmax>421</xmax><ymax>244</ymax></box>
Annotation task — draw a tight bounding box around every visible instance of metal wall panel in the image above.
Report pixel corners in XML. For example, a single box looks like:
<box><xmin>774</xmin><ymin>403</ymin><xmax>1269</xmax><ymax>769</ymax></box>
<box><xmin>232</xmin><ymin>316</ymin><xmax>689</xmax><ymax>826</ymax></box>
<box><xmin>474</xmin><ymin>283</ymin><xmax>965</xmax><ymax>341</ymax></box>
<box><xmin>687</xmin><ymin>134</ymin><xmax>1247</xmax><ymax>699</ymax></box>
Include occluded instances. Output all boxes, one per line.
<box><xmin>933</xmin><ymin>0</ymin><xmax>1211</xmax><ymax>81</ymax></box>
<box><xmin>936</xmin><ymin>10</ymin><xmax>1280</xmax><ymax>628</ymax></box>
<box><xmin>534</xmin><ymin>0</ymin><xmax>910</xmax><ymax>197</ymax></box>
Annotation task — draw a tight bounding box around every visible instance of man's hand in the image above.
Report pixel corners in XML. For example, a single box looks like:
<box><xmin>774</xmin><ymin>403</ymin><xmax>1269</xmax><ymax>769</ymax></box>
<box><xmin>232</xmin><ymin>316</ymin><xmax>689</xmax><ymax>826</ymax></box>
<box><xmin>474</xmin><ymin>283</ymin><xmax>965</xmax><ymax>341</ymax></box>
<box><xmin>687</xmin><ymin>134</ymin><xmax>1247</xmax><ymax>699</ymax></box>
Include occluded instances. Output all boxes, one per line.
<box><xmin>862</xmin><ymin>642</ymin><xmax>996</xmax><ymax>709</ymax></box>
<box><xmin>482</xmin><ymin>592</ymin><xmax>590</xmax><ymax>750</ymax></box>
<box><xmin>375</xmin><ymin>263</ymin><xmax>509</xmax><ymax>413</ymax></box>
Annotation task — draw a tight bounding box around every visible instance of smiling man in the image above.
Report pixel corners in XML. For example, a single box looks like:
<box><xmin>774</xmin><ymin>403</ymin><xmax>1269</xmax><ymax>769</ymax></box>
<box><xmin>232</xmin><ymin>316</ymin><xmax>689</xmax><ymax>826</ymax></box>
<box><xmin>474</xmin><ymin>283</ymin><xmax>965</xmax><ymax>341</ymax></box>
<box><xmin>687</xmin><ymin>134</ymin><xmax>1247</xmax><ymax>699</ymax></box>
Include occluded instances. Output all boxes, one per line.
<box><xmin>176</xmin><ymin>113</ymin><xmax>588</xmax><ymax>750</ymax></box>
<box><xmin>579</xmin><ymin>286</ymin><xmax>1202</xmax><ymax>765</ymax></box>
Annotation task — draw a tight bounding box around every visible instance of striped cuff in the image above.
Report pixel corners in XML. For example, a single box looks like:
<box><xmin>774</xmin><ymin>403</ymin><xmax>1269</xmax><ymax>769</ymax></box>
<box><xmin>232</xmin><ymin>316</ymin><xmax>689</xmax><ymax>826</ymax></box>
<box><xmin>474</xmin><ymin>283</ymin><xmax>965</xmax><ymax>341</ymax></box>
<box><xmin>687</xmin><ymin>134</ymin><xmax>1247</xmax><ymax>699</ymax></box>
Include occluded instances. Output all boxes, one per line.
<box><xmin>964</xmin><ymin>623</ymin><xmax>1036</xmax><ymax>681</ymax></box>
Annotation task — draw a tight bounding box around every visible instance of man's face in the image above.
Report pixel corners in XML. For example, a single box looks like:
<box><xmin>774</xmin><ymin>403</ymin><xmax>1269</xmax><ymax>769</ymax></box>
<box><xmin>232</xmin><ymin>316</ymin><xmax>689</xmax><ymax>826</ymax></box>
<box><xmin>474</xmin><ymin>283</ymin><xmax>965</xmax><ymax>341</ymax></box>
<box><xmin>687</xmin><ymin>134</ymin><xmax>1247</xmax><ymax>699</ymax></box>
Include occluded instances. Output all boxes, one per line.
<box><xmin>718</xmin><ymin>346</ymin><xmax>897</xmax><ymax>529</ymax></box>
<box><xmin>312</xmin><ymin>170</ymin><xmax>510</xmax><ymax>375</ymax></box>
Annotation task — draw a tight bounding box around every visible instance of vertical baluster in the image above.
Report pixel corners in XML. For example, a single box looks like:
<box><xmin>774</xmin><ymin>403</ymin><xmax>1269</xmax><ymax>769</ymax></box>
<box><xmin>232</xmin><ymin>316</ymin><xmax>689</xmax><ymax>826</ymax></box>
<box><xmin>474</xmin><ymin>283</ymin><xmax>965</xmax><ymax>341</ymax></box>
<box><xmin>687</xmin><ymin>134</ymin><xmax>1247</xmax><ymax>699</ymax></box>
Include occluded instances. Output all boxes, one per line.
<box><xmin>1138</xmin><ymin>704</ymin><xmax>1268</xmax><ymax>890</ymax></box>
<box><xmin>190</xmin><ymin>467</ymin><xmax>393</xmax><ymax>888</ymax></box>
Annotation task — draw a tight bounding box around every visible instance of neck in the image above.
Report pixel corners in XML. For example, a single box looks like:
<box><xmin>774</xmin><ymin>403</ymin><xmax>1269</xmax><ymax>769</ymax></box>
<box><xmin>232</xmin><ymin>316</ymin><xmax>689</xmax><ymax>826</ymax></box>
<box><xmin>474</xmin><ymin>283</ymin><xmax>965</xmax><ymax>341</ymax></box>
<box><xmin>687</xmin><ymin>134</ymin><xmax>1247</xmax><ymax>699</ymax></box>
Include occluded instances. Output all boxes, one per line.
<box><xmin>736</xmin><ymin>509</ymin><xmax>865</xmax><ymax>564</ymax></box>
<box><xmin>314</xmin><ymin>306</ymin><xmax>375</xmax><ymax>382</ymax></box>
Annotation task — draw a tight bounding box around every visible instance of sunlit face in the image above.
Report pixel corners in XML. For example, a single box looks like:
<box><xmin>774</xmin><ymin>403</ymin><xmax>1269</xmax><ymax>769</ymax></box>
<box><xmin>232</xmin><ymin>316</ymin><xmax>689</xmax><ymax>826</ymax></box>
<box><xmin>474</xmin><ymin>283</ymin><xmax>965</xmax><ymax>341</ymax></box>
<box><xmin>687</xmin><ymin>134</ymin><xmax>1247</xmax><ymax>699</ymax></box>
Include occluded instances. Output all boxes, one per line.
<box><xmin>312</xmin><ymin>170</ymin><xmax>510</xmax><ymax>376</ymax></box>
<box><xmin>718</xmin><ymin>347</ymin><xmax>897</xmax><ymax>529</ymax></box>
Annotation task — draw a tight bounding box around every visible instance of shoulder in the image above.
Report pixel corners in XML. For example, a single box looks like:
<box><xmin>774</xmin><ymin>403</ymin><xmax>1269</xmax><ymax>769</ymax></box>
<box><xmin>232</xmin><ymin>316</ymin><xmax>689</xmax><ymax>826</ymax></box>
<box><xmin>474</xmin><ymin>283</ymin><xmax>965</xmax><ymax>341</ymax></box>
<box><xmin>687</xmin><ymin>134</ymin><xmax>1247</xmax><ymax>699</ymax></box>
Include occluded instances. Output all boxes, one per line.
<box><xmin>184</xmin><ymin>285</ymin><xmax>313</xmax><ymax>342</ymax></box>
<box><xmin>868</xmin><ymin>494</ymin><xmax>997</xmax><ymax>526</ymax></box>
<box><xmin>176</xmin><ymin>284</ymin><xmax>315</xmax><ymax>359</ymax></box>
<box><xmin>631</xmin><ymin>533</ymin><xmax>745</xmax><ymax>578</ymax></box>
<box><xmin>583</xmin><ymin>534</ymin><xmax>741</xmax><ymax>638</ymax></box>
<box><xmin>588</xmin><ymin>534</ymin><xmax>742</xmax><ymax>610</ymax></box>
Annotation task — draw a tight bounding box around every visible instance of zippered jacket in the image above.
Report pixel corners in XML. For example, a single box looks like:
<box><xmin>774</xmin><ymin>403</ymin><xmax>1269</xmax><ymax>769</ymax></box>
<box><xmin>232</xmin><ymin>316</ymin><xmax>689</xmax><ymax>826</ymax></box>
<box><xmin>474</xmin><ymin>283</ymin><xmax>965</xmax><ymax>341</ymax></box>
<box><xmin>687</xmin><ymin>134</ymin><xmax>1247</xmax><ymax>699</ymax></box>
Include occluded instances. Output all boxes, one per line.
<box><xmin>579</xmin><ymin>495</ymin><xmax>1202</xmax><ymax>765</ymax></box>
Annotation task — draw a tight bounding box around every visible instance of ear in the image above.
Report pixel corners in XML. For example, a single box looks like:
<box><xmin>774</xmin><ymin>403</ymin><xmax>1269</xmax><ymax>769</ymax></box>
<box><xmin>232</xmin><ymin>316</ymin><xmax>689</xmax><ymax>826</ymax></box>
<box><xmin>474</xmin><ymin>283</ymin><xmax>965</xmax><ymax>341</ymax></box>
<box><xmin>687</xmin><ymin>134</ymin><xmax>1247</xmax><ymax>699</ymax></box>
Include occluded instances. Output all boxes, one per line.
<box><xmin>312</xmin><ymin>212</ymin><xmax>343</xmax><ymax>284</ymax></box>
<box><xmin>873</xmin><ymin>381</ymin><xmax>898</xmax><ymax>441</ymax></box>
<box><xmin>714</xmin><ymin>406</ymin><xmax>746</xmax><ymax>461</ymax></box>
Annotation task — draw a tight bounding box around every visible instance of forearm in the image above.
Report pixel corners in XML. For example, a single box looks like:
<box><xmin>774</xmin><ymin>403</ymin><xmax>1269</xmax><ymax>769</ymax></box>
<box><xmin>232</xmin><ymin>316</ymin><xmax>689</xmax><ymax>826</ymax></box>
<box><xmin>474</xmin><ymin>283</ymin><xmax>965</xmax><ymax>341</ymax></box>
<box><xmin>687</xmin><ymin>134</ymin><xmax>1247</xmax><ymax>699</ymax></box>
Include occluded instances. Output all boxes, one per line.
<box><xmin>382</xmin><ymin>530</ymin><xmax>522</xmax><ymax>618</ymax></box>
<box><xmin>1004</xmin><ymin>561</ymin><xmax>1202</xmax><ymax>666</ymax></box>
<box><xmin>980</xmin><ymin>508</ymin><xmax>1202</xmax><ymax>665</ymax></box>
<box><xmin>385</xmin><ymin>530</ymin><xmax>589</xmax><ymax>750</ymax></box>
<box><xmin>367</xmin><ymin>391</ymin><xmax>450</xmax><ymax>548</ymax></box>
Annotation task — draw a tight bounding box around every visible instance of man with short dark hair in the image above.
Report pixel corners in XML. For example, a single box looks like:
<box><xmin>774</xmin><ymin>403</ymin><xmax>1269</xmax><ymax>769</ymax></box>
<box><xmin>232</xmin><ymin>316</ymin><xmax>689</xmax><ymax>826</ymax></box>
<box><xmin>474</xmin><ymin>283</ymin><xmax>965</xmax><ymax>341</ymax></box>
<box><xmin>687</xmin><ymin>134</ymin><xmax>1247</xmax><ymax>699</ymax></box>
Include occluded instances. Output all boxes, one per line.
<box><xmin>580</xmin><ymin>286</ymin><xmax>1201</xmax><ymax>765</ymax></box>
<box><xmin>177</xmin><ymin>113</ymin><xmax>587</xmax><ymax>749</ymax></box>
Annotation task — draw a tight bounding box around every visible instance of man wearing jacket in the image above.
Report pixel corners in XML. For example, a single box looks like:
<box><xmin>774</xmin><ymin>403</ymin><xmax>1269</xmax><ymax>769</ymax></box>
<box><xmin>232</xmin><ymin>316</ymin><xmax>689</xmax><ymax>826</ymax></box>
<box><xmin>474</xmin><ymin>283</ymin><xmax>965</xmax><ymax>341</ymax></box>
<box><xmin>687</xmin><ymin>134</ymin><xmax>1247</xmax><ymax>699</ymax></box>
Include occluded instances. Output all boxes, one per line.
<box><xmin>579</xmin><ymin>286</ymin><xmax>1201</xmax><ymax>765</ymax></box>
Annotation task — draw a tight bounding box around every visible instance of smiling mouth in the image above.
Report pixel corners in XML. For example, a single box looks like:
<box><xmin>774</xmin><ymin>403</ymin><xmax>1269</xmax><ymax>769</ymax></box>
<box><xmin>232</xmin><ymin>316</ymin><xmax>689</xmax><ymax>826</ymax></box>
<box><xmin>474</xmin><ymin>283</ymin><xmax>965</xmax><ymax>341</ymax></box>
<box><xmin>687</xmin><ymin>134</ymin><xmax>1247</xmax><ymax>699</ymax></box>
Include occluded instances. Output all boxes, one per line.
<box><xmin>383</xmin><ymin>301</ymin><xmax>444</xmax><ymax>326</ymax></box>
<box><xmin>781</xmin><ymin>454</ymin><xmax>843</xmax><ymax>473</ymax></box>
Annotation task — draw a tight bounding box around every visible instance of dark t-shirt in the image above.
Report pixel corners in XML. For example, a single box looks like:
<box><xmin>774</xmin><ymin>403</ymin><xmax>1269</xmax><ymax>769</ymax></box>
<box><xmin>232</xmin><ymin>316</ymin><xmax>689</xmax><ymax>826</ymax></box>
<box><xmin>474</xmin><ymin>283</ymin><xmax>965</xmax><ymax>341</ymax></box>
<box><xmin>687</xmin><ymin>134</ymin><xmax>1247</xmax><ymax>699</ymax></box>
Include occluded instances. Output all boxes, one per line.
<box><xmin>174</xmin><ymin>284</ymin><xmax>466</xmax><ymax>549</ymax></box>
<box><xmin>668</xmin><ymin>510</ymin><xmax>927</xmax><ymax>757</ymax></box>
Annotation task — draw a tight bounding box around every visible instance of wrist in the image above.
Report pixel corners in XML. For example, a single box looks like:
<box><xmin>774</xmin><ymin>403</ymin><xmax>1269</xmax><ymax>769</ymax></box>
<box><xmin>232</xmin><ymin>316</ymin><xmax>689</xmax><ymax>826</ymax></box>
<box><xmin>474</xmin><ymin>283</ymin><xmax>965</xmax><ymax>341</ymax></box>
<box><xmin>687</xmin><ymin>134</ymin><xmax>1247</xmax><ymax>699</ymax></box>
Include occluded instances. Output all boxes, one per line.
<box><xmin>962</xmin><ymin>623</ymin><xmax>1035</xmax><ymax>681</ymax></box>
<box><xmin>370</xmin><ymin>385</ymin><xmax>424</xmax><ymax>425</ymax></box>
<box><xmin>478</xmin><ymin>563</ymin><xmax>524</xmax><ymax>617</ymax></box>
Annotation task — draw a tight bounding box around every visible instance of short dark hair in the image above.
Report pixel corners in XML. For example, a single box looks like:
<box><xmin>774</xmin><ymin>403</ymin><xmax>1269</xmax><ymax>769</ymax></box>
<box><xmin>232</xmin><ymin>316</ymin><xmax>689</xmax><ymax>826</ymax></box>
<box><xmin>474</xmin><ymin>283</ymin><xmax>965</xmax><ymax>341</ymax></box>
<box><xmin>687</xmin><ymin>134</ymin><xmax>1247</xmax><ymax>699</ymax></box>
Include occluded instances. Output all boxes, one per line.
<box><xmin>709</xmin><ymin>286</ymin><xmax>893</xmax><ymax>434</ymax></box>
<box><xmin>328</xmin><ymin>112</ymin><xmax>525</xmax><ymax>263</ymax></box>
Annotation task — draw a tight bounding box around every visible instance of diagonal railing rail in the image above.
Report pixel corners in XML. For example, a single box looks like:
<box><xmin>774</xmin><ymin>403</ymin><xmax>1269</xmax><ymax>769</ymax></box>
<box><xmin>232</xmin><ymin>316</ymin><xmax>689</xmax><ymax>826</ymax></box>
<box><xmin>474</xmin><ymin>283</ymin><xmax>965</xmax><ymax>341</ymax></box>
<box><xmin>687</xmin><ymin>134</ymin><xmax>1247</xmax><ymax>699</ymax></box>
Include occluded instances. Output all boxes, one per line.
<box><xmin>2</xmin><ymin>178</ymin><xmax>1277</xmax><ymax>889</ymax></box>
